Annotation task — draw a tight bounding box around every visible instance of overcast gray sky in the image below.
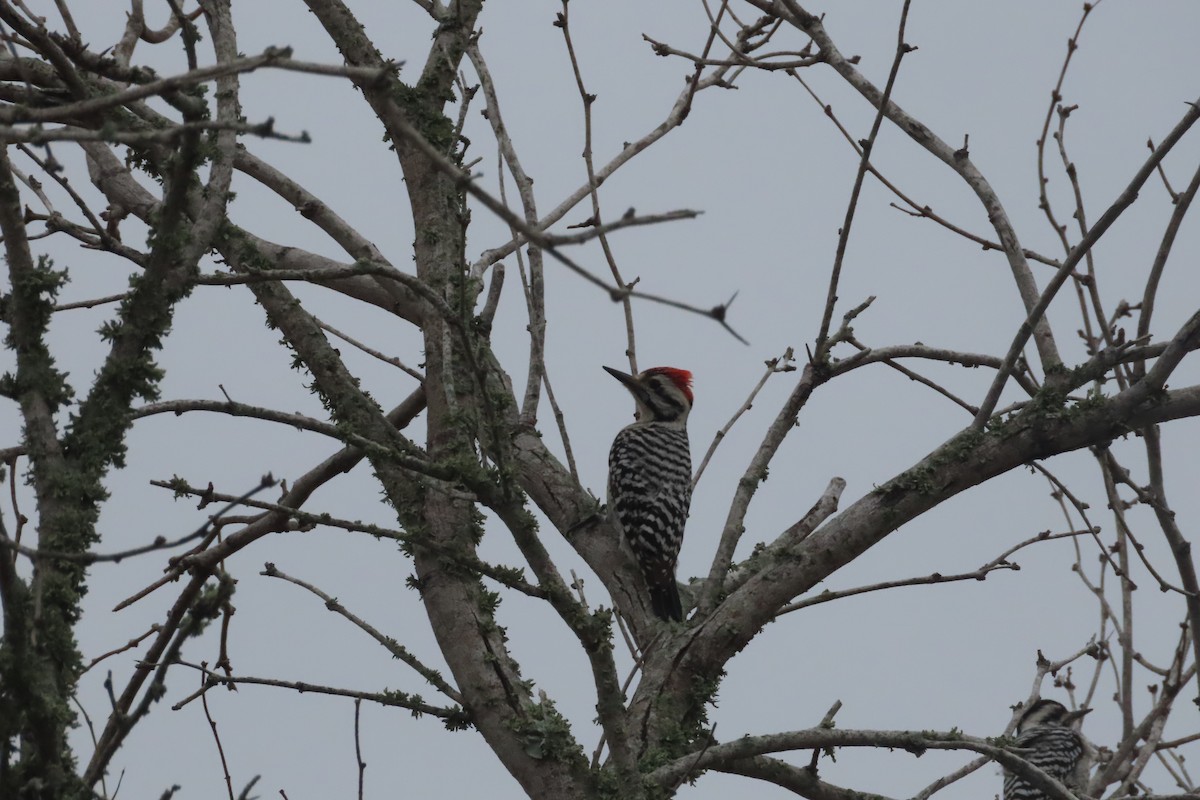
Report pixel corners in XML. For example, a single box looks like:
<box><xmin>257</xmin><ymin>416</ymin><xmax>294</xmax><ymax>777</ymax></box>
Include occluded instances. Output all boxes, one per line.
<box><xmin>6</xmin><ymin>1</ymin><xmax>1200</xmax><ymax>798</ymax></box>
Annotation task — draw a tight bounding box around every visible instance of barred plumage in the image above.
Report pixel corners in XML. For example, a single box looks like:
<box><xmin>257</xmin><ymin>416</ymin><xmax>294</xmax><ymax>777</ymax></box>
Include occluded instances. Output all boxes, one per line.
<box><xmin>605</xmin><ymin>366</ymin><xmax>693</xmax><ymax>622</ymax></box>
<box><xmin>1003</xmin><ymin>699</ymin><xmax>1091</xmax><ymax>800</ymax></box>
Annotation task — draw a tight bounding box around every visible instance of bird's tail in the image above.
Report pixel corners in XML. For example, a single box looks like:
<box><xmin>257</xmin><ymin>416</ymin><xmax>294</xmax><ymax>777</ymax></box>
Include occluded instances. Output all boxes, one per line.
<box><xmin>649</xmin><ymin>581</ymin><xmax>683</xmax><ymax>622</ymax></box>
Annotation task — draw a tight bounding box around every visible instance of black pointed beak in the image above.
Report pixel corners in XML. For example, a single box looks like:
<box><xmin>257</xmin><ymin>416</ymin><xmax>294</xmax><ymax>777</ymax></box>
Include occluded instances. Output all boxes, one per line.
<box><xmin>603</xmin><ymin>366</ymin><xmax>645</xmax><ymax>399</ymax></box>
<box><xmin>603</xmin><ymin>365</ymin><xmax>636</xmax><ymax>385</ymax></box>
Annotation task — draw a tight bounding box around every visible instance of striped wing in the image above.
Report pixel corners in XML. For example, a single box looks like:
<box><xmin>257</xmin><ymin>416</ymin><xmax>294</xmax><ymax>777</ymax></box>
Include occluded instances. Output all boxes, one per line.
<box><xmin>607</xmin><ymin>424</ymin><xmax>692</xmax><ymax>583</ymax></box>
<box><xmin>1003</xmin><ymin>727</ymin><xmax>1085</xmax><ymax>800</ymax></box>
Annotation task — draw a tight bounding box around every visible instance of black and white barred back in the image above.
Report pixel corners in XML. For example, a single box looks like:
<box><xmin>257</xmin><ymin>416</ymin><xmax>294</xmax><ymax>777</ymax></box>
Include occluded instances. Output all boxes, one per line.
<box><xmin>1003</xmin><ymin>700</ymin><xmax>1089</xmax><ymax>800</ymax></box>
<box><xmin>604</xmin><ymin>366</ymin><xmax>694</xmax><ymax>622</ymax></box>
<box><xmin>609</xmin><ymin>423</ymin><xmax>692</xmax><ymax>620</ymax></box>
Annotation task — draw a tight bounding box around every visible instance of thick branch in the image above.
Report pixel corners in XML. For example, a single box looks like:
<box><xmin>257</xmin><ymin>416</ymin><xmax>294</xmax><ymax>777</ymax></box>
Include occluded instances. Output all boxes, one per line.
<box><xmin>642</xmin><ymin>379</ymin><xmax>1200</xmax><ymax>744</ymax></box>
<box><xmin>718</xmin><ymin>755</ymin><xmax>896</xmax><ymax>800</ymax></box>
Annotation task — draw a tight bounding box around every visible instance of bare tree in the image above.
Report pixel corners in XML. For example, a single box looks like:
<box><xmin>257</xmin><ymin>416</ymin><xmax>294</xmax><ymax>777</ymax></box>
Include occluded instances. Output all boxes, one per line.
<box><xmin>0</xmin><ymin>2</ymin><xmax>1197</xmax><ymax>799</ymax></box>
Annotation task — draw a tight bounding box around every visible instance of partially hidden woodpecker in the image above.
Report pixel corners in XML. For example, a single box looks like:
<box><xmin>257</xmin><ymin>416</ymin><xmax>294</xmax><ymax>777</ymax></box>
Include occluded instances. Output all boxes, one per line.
<box><xmin>1003</xmin><ymin>698</ymin><xmax>1091</xmax><ymax>800</ymax></box>
<box><xmin>604</xmin><ymin>365</ymin><xmax>693</xmax><ymax>622</ymax></box>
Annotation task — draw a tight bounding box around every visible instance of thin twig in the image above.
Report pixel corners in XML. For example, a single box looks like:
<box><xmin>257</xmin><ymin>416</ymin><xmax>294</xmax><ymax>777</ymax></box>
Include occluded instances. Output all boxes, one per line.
<box><xmin>778</xmin><ymin>528</ymin><xmax>1094</xmax><ymax>615</ymax></box>
<box><xmin>198</xmin><ymin>662</ymin><xmax>236</xmax><ymax>800</ymax></box>
<box><xmin>1034</xmin><ymin>2</ymin><xmax>1102</xmax><ymax>361</ymax></box>
<box><xmin>169</xmin><ymin>660</ymin><xmax>468</xmax><ymax>723</ymax></box>
<box><xmin>317</xmin><ymin>319</ymin><xmax>424</xmax><ymax>380</ymax></box>
<box><xmin>354</xmin><ymin>699</ymin><xmax>366</xmax><ymax>800</ymax></box>
<box><xmin>693</xmin><ymin>348</ymin><xmax>795</xmax><ymax>488</ymax></box>
<box><xmin>791</xmin><ymin>73</ymin><xmax>1063</xmax><ymax>270</ymax></box>
<box><xmin>261</xmin><ymin>563</ymin><xmax>463</xmax><ymax>703</ymax></box>
<box><xmin>557</xmin><ymin>0</ymin><xmax>642</xmax><ymax>367</ymax></box>
<box><xmin>541</xmin><ymin>368</ymin><xmax>579</xmax><ymax>482</ymax></box>
<box><xmin>82</xmin><ymin>624</ymin><xmax>162</xmax><ymax>674</ymax></box>
<box><xmin>53</xmin><ymin>292</ymin><xmax>128</xmax><ymax>311</ymax></box>
<box><xmin>814</xmin><ymin>0</ymin><xmax>912</xmax><ymax>350</ymax></box>
<box><xmin>0</xmin><ymin>476</ymin><xmax>274</xmax><ymax>566</ymax></box>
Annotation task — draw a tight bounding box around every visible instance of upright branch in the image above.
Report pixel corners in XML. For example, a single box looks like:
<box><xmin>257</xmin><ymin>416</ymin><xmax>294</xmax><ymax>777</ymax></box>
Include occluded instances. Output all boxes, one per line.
<box><xmin>814</xmin><ymin>0</ymin><xmax>912</xmax><ymax>351</ymax></box>
<box><xmin>556</xmin><ymin>0</ymin><xmax>640</xmax><ymax>372</ymax></box>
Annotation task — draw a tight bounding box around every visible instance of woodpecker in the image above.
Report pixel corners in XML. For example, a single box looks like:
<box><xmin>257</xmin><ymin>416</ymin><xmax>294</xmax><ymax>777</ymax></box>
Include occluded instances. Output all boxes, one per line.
<box><xmin>1003</xmin><ymin>699</ymin><xmax>1091</xmax><ymax>800</ymax></box>
<box><xmin>604</xmin><ymin>365</ymin><xmax>693</xmax><ymax>622</ymax></box>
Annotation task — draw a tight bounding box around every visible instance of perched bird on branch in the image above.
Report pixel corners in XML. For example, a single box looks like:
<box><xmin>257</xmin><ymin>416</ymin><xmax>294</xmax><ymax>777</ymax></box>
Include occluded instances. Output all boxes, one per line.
<box><xmin>604</xmin><ymin>365</ymin><xmax>693</xmax><ymax>622</ymax></box>
<box><xmin>1003</xmin><ymin>698</ymin><xmax>1091</xmax><ymax>800</ymax></box>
